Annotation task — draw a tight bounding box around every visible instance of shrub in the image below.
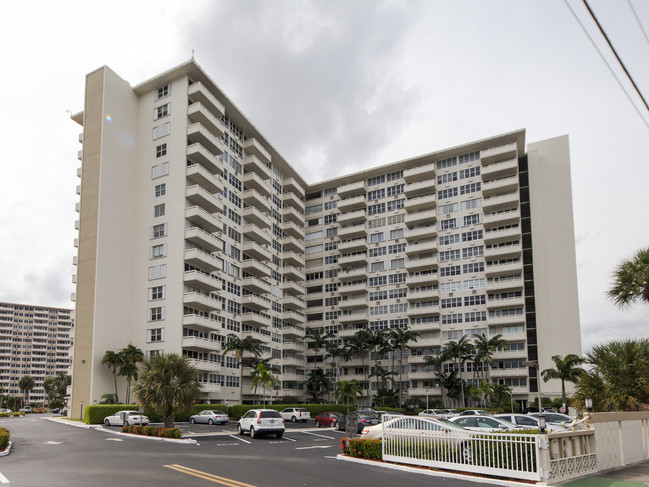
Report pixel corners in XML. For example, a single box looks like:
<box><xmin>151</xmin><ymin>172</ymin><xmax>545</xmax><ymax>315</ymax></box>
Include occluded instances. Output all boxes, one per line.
<box><xmin>121</xmin><ymin>425</ymin><xmax>181</xmax><ymax>438</ymax></box>
<box><xmin>12</xmin><ymin>412</ymin><xmax>24</xmax><ymax>417</ymax></box>
<box><xmin>0</xmin><ymin>413</ymin><xmax>9</xmax><ymax>418</ymax></box>
<box><xmin>344</xmin><ymin>438</ymin><xmax>383</xmax><ymax>460</ymax></box>
<box><xmin>0</xmin><ymin>428</ymin><xmax>9</xmax><ymax>450</ymax></box>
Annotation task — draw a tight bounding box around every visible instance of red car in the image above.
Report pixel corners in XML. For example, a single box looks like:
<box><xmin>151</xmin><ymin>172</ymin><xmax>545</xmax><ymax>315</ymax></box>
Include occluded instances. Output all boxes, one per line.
<box><xmin>314</xmin><ymin>411</ymin><xmax>343</xmax><ymax>428</ymax></box>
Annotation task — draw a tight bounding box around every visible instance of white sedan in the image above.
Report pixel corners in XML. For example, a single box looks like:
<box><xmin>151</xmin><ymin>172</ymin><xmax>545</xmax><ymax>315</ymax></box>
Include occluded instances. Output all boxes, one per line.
<box><xmin>104</xmin><ymin>410</ymin><xmax>149</xmax><ymax>426</ymax></box>
<box><xmin>419</xmin><ymin>409</ymin><xmax>456</xmax><ymax>419</ymax></box>
<box><xmin>189</xmin><ymin>409</ymin><xmax>229</xmax><ymax>425</ymax></box>
<box><xmin>450</xmin><ymin>415</ymin><xmax>525</xmax><ymax>432</ymax></box>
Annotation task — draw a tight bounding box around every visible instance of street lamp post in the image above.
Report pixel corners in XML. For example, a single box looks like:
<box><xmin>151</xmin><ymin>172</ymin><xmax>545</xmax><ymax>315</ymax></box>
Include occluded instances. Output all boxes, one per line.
<box><xmin>523</xmin><ymin>360</ymin><xmax>545</xmax><ymax>434</ymax></box>
<box><xmin>424</xmin><ymin>386</ymin><xmax>430</xmax><ymax>410</ymax></box>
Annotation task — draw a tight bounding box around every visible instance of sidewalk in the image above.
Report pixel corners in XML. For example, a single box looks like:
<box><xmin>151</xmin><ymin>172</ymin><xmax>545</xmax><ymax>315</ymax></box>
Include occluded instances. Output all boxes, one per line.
<box><xmin>559</xmin><ymin>461</ymin><xmax>649</xmax><ymax>487</ymax></box>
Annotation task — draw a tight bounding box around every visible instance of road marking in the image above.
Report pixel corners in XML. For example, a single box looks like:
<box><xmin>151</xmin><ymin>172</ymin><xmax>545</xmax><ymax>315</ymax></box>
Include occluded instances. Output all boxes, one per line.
<box><xmin>300</xmin><ymin>431</ymin><xmax>335</xmax><ymax>440</ymax></box>
<box><xmin>106</xmin><ymin>438</ymin><xmax>123</xmax><ymax>442</ymax></box>
<box><xmin>281</xmin><ymin>436</ymin><xmax>296</xmax><ymax>442</ymax></box>
<box><xmin>164</xmin><ymin>464</ymin><xmax>255</xmax><ymax>487</ymax></box>
<box><xmin>296</xmin><ymin>445</ymin><xmax>332</xmax><ymax>450</ymax></box>
<box><xmin>44</xmin><ymin>441</ymin><xmax>62</xmax><ymax>445</ymax></box>
<box><xmin>0</xmin><ymin>472</ymin><xmax>8</xmax><ymax>484</ymax></box>
<box><xmin>229</xmin><ymin>435</ymin><xmax>251</xmax><ymax>444</ymax></box>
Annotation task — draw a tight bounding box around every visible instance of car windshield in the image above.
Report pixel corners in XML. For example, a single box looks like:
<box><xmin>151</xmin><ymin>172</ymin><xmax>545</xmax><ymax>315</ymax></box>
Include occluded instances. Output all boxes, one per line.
<box><xmin>296</xmin><ymin>408</ymin><xmax>308</xmax><ymax>412</ymax></box>
<box><xmin>531</xmin><ymin>413</ymin><xmax>571</xmax><ymax>422</ymax></box>
<box><xmin>431</xmin><ymin>418</ymin><xmax>468</xmax><ymax>430</ymax></box>
<box><xmin>211</xmin><ymin>410</ymin><xmax>225</xmax><ymax>415</ymax></box>
<box><xmin>360</xmin><ymin>413</ymin><xmax>380</xmax><ymax>420</ymax></box>
<box><xmin>260</xmin><ymin>411</ymin><xmax>281</xmax><ymax>418</ymax></box>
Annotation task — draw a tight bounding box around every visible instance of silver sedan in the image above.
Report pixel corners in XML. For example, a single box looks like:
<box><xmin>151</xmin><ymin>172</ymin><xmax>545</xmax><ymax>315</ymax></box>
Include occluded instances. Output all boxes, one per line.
<box><xmin>189</xmin><ymin>409</ymin><xmax>229</xmax><ymax>425</ymax></box>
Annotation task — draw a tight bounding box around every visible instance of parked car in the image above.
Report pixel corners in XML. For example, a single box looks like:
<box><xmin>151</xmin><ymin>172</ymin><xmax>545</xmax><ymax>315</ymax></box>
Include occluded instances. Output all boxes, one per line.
<box><xmin>361</xmin><ymin>414</ymin><xmax>471</xmax><ymax>440</ymax></box>
<box><xmin>314</xmin><ymin>411</ymin><xmax>343</xmax><ymax>428</ymax></box>
<box><xmin>340</xmin><ymin>412</ymin><xmax>382</xmax><ymax>434</ymax></box>
<box><xmin>419</xmin><ymin>409</ymin><xmax>455</xmax><ymax>418</ymax></box>
<box><xmin>529</xmin><ymin>412</ymin><xmax>574</xmax><ymax>424</ymax></box>
<box><xmin>60</xmin><ymin>407</ymin><xmax>68</xmax><ymax>416</ymax></box>
<box><xmin>450</xmin><ymin>415</ymin><xmax>525</xmax><ymax>432</ymax></box>
<box><xmin>19</xmin><ymin>406</ymin><xmax>32</xmax><ymax>413</ymax></box>
<box><xmin>523</xmin><ymin>407</ymin><xmax>558</xmax><ymax>414</ymax></box>
<box><xmin>280</xmin><ymin>407</ymin><xmax>311</xmax><ymax>423</ymax></box>
<box><xmin>103</xmin><ymin>410</ymin><xmax>149</xmax><ymax>426</ymax></box>
<box><xmin>0</xmin><ymin>408</ymin><xmax>13</xmax><ymax>414</ymax></box>
<box><xmin>495</xmin><ymin>414</ymin><xmax>563</xmax><ymax>431</ymax></box>
<box><xmin>237</xmin><ymin>409</ymin><xmax>284</xmax><ymax>438</ymax></box>
<box><xmin>456</xmin><ymin>409</ymin><xmax>492</xmax><ymax>416</ymax></box>
<box><xmin>189</xmin><ymin>409</ymin><xmax>229</xmax><ymax>425</ymax></box>
<box><xmin>50</xmin><ymin>408</ymin><xmax>61</xmax><ymax>414</ymax></box>
<box><xmin>354</xmin><ymin>407</ymin><xmax>378</xmax><ymax>414</ymax></box>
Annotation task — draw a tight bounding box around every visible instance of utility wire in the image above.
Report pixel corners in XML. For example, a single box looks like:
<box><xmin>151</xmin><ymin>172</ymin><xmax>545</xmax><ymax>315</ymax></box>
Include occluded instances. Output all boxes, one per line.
<box><xmin>627</xmin><ymin>0</ymin><xmax>649</xmax><ymax>49</ymax></box>
<box><xmin>583</xmin><ymin>0</ymin><xmax>649</xmax><ymax>113</ymax></box>
<box><xmin>563</xmin><ymin>0</ymin><xmax>649</xmax><ymax>129</ymax></box>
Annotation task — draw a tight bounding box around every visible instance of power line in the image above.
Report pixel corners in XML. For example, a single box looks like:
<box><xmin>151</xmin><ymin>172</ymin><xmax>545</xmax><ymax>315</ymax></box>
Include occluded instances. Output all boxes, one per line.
<box><xmin>583</xmin><ymin>0</ymin><xmax>649</xmax><ymax>113</ymax></box>
<box><xmin>563</xmin><ymin>0</ymin><xmax>649</xmax><ymax>129</ymax></box>
<box><xmin>627</xmin><ymin>0</ymin><xmax>649</xmax><ymax>49</ymax></box>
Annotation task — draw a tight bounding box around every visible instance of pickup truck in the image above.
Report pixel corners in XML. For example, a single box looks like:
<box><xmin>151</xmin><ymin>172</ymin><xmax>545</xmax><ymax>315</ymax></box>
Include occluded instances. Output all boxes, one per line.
<box><xmin>279</xmin><ymin>407</ymin><xmax>310</xmax><ymax>423</ymax></box>
<box><xmin>19</xmin><ymin>406</ymin><xmax>32</xmax><ymax>413</ymax></box>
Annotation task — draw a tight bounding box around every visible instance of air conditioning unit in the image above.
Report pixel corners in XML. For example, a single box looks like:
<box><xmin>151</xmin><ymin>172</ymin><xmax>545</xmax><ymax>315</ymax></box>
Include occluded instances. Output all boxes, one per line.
<box><xmin>396</xmin><ymin>299</ymin><xmax>401</xmax><ymax>303</ymax></box>
<box><xmin>472</xmin><ymin>290</ymin><xmax>477</xmax><ymax>294</ymax></box>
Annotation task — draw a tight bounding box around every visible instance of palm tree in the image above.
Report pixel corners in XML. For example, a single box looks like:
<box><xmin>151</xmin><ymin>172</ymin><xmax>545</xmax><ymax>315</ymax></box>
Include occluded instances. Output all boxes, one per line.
<box><xmin>325</xmin><ymin>341</ymin><xmax>348</xmax><ymax>402</ymax></box>
<box><xmin>18</xmin><ymin>375</ymin><xmax>35</xmax><ymax>406</ymax></box>
<box><xmin>390</xmin><ymin>327</ymin><xmax>420</xmax><ymax>405</ymax></box>
<box><xmin>305</xmin><ymin>369</ymin><xmax>330</xmax><ymax>403</ymax></box>
<box><xmin>541</xmin><ymin>354</ymin><xmax>586</xmax><ymax>409</ymax></box>
<box><xmin>423</xmin><ymin>354</ymin><xmax>445</xmax><ymax>405</ymax></box>
<box><xmin>335</xmin><ymin>379</ymin><xmax>363</xmax><ymax>412</ymax></box>
<box><xmin>474</xmin><ymin>333</ymin><xmax>507</xmax><ymax>381</ymax></box>
<box><xmin>101</xmin><ymin>350</ymin><xmax>124</xmax><ymax>403</ymax></box>
<box><xmin>608</xmin><ymin>247</ymin><xmax>649</xmax><ymax>307</ymax></box>
<box><xmin>369</xmin><ymin>366</ymin><xmax>397</xmax><ymax>407</ymax></box>
<box><xmin>346</xmin><ymin>330</ymin><xmax>372</xmax><ymax>403</ymax></box>
<box><xmin>574</xmin><ymin>339</ymin><xmax>649</xmax><ymax>411</ymax></box>
<box><xmin>368</xmin><ymin>329</ymin><xmax>389</xmax><ymax>397</ymax></box>
<box><xmin>133</xmin><ymin>353</ymin><xmax>201</xmax><ymax>428</ymax></box>
<box><xmin>222</xmin><ymin>333</ymin><xmax>263</xmax><ymax>402</ymax></box>
<box><xmin>304</xmin><ymin>328</ymin><xmax>334</xmax><ymax>372</ymax></box>
<box><xmin>244</xmin><ymin>356</ymin><xmax>270</xmax><ymax>403</ymax></box>
<box><xmin>250</xmin><ymin>363</ymin><xmax>279</xmax><ymax>405</ymax></box>
<box><xmin>445</xmin><ymin>336</ymin><xmax>474</xmax><ymax>407</ymax></box>
<box><xmin>119</xmin><ymin>344</ymin><xmax>144</xmax><ymax>404</ymax></box>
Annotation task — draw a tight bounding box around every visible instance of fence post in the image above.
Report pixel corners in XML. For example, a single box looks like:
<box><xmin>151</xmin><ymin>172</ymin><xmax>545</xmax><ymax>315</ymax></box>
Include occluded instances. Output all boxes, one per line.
<box><xmin>537</xmin><ymin>433</ymin><xmax>551</xmax><ymax>483</ymax></box>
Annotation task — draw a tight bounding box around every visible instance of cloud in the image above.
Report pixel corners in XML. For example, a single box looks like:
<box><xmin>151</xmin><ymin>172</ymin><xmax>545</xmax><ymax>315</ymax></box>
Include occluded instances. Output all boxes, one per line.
<box><xmin>581</xmin><ymin>308</ymin><xmax>649</xmax><ymax>354</ymax></box>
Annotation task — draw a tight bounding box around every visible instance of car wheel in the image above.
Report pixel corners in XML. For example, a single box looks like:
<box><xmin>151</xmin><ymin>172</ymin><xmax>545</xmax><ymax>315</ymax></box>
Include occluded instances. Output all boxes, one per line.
<box><xmin>208</xmin><ymin>419</ymin><xmax>214</xmax><ymax>425</ymax></box>
<box><xmin>315</xmin><ymin>420</ymin><xmax>320</xmax><ymax>428</ymax></box>
<box><xmin>237</xmin><ymin>423</ymin><xmax>244</xmax><ymax>435</ymax></box>
<box><xmin>291</xmin><ymin>416</ymin><xmax>297</xmax><ymax>422</ymax></box>
<box><xmin>250</xmin><ymin>427</ymin><xmax>256</xmax><ymax>439</ymax></box>
<box><xmin>460</xmin><ymin>443</ymin><xmax>473</xmax><ymax>464</ymax></box>
<box><xmin>275</xmin><ymin>431</ymin><xmax>283</xmax><ymax>439</ymax></box>
<box><xmin>190</xmin><ymin>418</ymin><xmax>196</xmax><ymax>424</ymax></box>
<box><xmin>104</xmin><ymin>419</ymin><xmax>110</xmax><ymax>426</ymax></box>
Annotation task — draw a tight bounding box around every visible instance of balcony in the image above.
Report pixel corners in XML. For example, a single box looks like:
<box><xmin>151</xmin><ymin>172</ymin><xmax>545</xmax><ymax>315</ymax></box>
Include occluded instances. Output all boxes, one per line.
<box><xmin>339</xmin><ymin>224</ymin><xmax>367</xmax><ymax>240</ymax></box>
<box><xmin>281</xmin><ymin>205</ymin><xmax>304</xmax><ymax>225</ymax></box>
<box><xmin>187</xmin><ymin>122</ymin><xmax>225</xmax><ymax>157</ymax></box>
<box><xmin>406</xmin><ymin>256</ymin><xmax>438</xmax><ymax>272</ymax></box>
<box><xmin>243</xmin><ymin>293</ymin><xmax>272</xmax><ymax>311</ymax></box>
<box><xmin>182</xmin><ymin>336</ymin><xmax>221</xmax><ymax>352</ymax></box>
<box><xmin>404</xmin><ymin>179</ymin><xmax>435</xmax><ymax>198</ymax></box>
<box><xmin>241</xmin><ymin>276</ymin><xmax>272</xmax><ymax>294</ymax></box>
<box><xmin>338</xmin><ymin>209</ymin><xmax>366</xmax><ymax>226</ymax></box>
<box><xmin>338</xmin><ymin>181</ymin><xmax>366</xmax><ymax>198</ymax></box>
<box><xmin>404</xmin><ymin>162</ymin><xmax>435</xmax><ymax>183</ymax></box>
<box><xmin>282</xmin><ymin>191</ymin><xmax>305</xmax><ymax>212</ymax></box>
<box><xmin>242</xmin><ymin>206</ymin><xmax>270</xmax><ymax>228</ymax></box>
<box><xmin>481</xmin><ymin>143</ymin><xmax>517</xmax><ymax>165</ymax></box>
<box><xmin>188</xmin><ymin>82</ymin><xmax>225</xmax><ymax>118</ymax></box>
<box><xmin>282</xmin><ymin>339</ymin><xmax>305</xmax><ymax>352</ymax></box>
<box><xmin>241</xmin><ymin>312</ymin><xmax>272</xmax><ymax>328</ymax></box>
<box><xmin>241</xmin><ymin>189</ymin><xmax>272</xmax><ymax>213</ymax></box>
<box><xmin>184</xmin><ymin>227</ymin><xmax>221</xmax><ymax>254</ymax></box>
<box><xmin>338</xmin><ymin>267</ymin><xmax>368</xmax><ymax>281</ymax></box>
<box><xmin>405</xmin><ymin>226</ymin><xmax>436</xmax><ymax>241</ymax></box>
<box><xmin>337</xmin><ymin>195</ymin><xmax>367</xmax><ymax>212</ymax></box>
<box><xmin>481</xmin><ymin>158</ymin><xmax>518</xmax><ymax>180</ymax></box>
<box><xmin>242</xmin><ymin>240</ymin><xmax>272</xmax><ymax>262</ymax></box>
<box><xmin>482</xmin><ymin>176</ymin><xmax>519</xmax><ymax>197</ymax></box>
<box><xmin>485</xmin><ymin>262</ymin><xmax>522</xmax><ymax>277</ymax></box>
<box><xmin>482</xmin><ymin>192</ymin><xmax>520</xmax><ymax>212</ymax></box>
<box><xmin>186</xmin><ymin>185</ymin><xmax>223</xmax><ymax>213</ymax></box>
<box><xmin>186</xmin><ymin>143</ymin><xmax>223</xmax><ymax>176</ymax></box>
<box><xmin>282</xmin><ymin>280</ymin><xmax>305</xmax><ymax>296</ymax></box>
<box><xmin>187</xmin><ymin>103</ymin><xmax>225</xmax><ymax>139</ymax></box>
<box><xmin>283</xmin><ymin>266</ymin><xmax>305</xmax><ymax>282</ymax></box>
<box><xmin>339</xmin><ymin>253</ymin><xmax>368</xmax><ymax>267</ymax></box>
<box><xmin>483</xmin><ymin>226</ymin><xmax>521</xmax><ymax>244</ymax></box>
<box><xmin>184</xmin><ymin>248</ymin><xmax>222</xmax><ymax>273</ymax></box>
<box><xmin>406</xmin><ymin>273</ymin><xmax>439</xmax><ymax>287</ymax></box>
<box><xmin>405</xmin><ymin>194</ymin><xmax>436</xmax><ymax>212</ymax></box>
<box><xmin>283</xmin><ymin>295</ymin><xmax>305</xmax><ymax>311</ymax></box>
<box><xmin>241</xmin><ymin>259</ymin><xmax>272</xmax><ymax>278</ymax></box>
<box><xmin>282</xmin><ymin>235</ymin><xmax>305</xmax><ymax>254</ymax></box>
<box><xmin>404</xmin><ymin>209</ymin><xmax>436</xmax><ymax>226</ymax></box>
<box><xmin>184</xmin><ymin>270</ymin><xmax>222</xmax><ymax>293</ymax></box>
<box><xmin>282</xmin><ymin>355</ymin><xmax>305</xmax><ymax>367</ymax></box>
<box><xmin>242</xmin><ymin>171</ymin><xmax>272</xmax><ymax>195</ymax></box>
<box><xmin>485</xmin><ymin>243</ymin><xmax>522</xmax><ymax>260</ymax></box>
<box><xmin>188</xmin><ymin>359</ymin><xmax>222</xmax><ymax>373</ymax></box>
<box><xmin>183</xmin><ymin>292</ymin><xmax>222</xmax><ymax>313</ymax></box>
<box><xmin>283</xmin><ymin>177</ymin><xmax>305</xmax><ymax>197</ymax></box>
<box><xmin>283</xmin><ymin>251</ymin><xmax>305</xmax><ymax>268</ymax></box>
<box><xmin>281</xmin><ymin>220</ymin><xmax>304</xmax><ymax>239</ymax></box>
<box><xmin>408</xmin><ymin>304</ymin><xmax>439</xmax><ymax>317</ymax></box>
<box><xmin>339</xmin><ymin>297</ymin><xmax>368</xmax><ymax>309</ymax></box>
<box><xmin>405</xmin><ymin>240</ymin><xmax>436</xmax><ymax>256</ymax></box>
<box><xmin>338</xmin><ymin>282</ymin><xmax>367</xmax><ymax>295</ymax></box>
<box><xmin>186</xmin><ymin>162</ymin><xmax>224</xmax><ymax>194</ymax></box>
<box><xmin>186</xmin><ymin>206</ymin><xmax>222</xmax><ymax>234</ymax></box>
<box><xmin>242</xmin><ymin>224</ymin><xmax>273</xmax><ymax>246</ymax></box>
<box><xmin>338</xmin><ymin>238</ymin><xmax>367</xmax><ymax>253</ymax></box>
<box><xmin>489</xmin><ymin>368</ymin><xmax>528</xmax><ymax>378</ymax></box>
<box><xmin>483</xmin><ymin>208</ymin><xmax>520</xmax><ymax>227</ymax></box>
<box><xmin>283</xmin><ymin>310</ymin><xmax>305</xmax><ymax>325</ymax></box>
<box><xmin>243</xmin><ymin>153</ymin><xmax>273</xmax><ymax>181</ymax></box>
<box><xmin>486</xmin><ymin>278</ymin><xmax>524</xmax><ymax>292</ymax></box>
<box><xmin>406</xmin><ymin>288</ymin><xmax>437</xmax><ymax>302</ymax></box>
<box><xmin>487</xmin><ymin>296</ymin><xmax>526</xmax><ymax>310</ymax></box>
<box><xmin>243</xmin><ymin>138</ymin><xmax>272</xmax><ymax>165</ymax></box>
<box><xmin>339</xmin><ymin>311</ymin><xmax>368</xmax><ymax>323</ymax></box>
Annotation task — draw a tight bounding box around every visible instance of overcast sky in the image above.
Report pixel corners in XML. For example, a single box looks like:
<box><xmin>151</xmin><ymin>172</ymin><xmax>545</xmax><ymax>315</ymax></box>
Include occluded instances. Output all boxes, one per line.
<box><xmin>1</xmin><ymin>0</ymin><xmax>647</xmax><ymax>353</ymax></box>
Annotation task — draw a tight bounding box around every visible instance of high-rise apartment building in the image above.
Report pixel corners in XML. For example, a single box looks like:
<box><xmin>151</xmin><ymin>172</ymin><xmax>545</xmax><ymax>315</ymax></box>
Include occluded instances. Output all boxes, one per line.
<box><xmin>0</xmin><ymin>302</ymin><xmax>73</xmax><ymax>404</ymax></box>
<box><xmin>69</xmin><ymin>60</ymin><xmax>581</xmax><ymax>418</ymax></box>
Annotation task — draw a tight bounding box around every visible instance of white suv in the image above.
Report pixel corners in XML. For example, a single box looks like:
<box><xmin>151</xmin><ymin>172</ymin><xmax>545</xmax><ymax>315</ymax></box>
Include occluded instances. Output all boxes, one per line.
<box><xmin>237</xmin><ymin>409</ymin><xmax>285</xmax><ymax>439</ymax></box>
<box><xmin>280</xmin><ymin>407</ymin><xmax>311</xmax><ymax>423</ymax></box>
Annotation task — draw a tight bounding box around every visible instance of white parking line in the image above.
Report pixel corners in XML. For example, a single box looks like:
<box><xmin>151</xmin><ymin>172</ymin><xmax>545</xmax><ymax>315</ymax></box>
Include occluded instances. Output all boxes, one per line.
<box><xmin>282</xmin><ymin>436</ymin><xmax>296</xmax><ymax>442</ymax></box>
<box><xmin>300</xmin><ymin>431</ymin><xmax>335</xmax><ymax>440</ymax></box>
<box><xmin>229</xmin><ymin>435</ymin><xmax>251</xmax><ymax>444</ymax></box>
<box><xmin>0</xmin><ymin>472</ymin><xmax>8</xmax><ymax>484</ymax></box>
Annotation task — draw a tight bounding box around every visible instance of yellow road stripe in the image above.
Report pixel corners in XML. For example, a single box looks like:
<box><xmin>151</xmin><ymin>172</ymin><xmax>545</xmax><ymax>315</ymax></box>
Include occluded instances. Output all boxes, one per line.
<box><xmin>164</xmin><ymin>464</ymin><xmax>256</xmax><ymax>487</ymax></box>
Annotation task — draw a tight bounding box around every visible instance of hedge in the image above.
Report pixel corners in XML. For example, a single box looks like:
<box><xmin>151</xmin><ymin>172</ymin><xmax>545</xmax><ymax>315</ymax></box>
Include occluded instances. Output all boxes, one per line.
<box><xmin>84</xmin><ymin>403</ymin><xmax>229</xmax><ymax>424</ymax></box>
<box><xmin>121</xmin><ymin>425</ymin><xmax>182</xmax><ymax>438</ymax></box>
<box><xmin>341</xmin><ymin>438</ymin><xmax>382</xmax><ymax>460</ymax></box>
<box><xmin>12</xmin><ymin>412</ymin><xmax>24</xmax><ymax>417</ymax></box>
<box><xmin>0</xmin><ymin>428</ymin><xmax>9</xmax><ymax>450</ymax></box>
<box><xmin>228</xmin><ymin>404</ymin><xmax>403</xmax><ymax>420</ymax></box>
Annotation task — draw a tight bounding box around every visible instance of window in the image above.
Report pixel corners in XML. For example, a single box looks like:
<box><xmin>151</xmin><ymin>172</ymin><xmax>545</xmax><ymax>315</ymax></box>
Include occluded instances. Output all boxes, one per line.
<box><xmin>461</xmin><ymin>199</ymin><xmax>482</xmax><ymax>211</ymax></box>
<box><xmin>463</xmin><ymin>278</ymin><xmax>485</xmax><ymax>290</ymax></box>
<box><xmin>389</xmin><ymin>229</ymin><xmax>404</xmax><ymax>240</ymax></box>
<box><xmin>439</xmin><ymin>234</ymin><xmax>459</xmax><ymax>246</ymax></box>
<box><xmin>460</xmin><ymin>182</ymin><xmax>481</xmax><ymax>195</ymax></box>
<box><xmin>155</xmin><ymin>183</ymin><xmax>166</xmax><ymax>197</ymax></box>
<box><xmin>387</xmin><ymin>199</ymin><xmax>404</xmax><ymax>211</ymax></box>
<box><xmin>387</xmin><ymin>170</ymin><xmax>403</xmax><ymax>182</ymax></box>
<box><xmin>436</xmin><ymin>157</ymin><xmax>457</xmax><ymax>169</ymax></box>
<box><xmin>388</xmin><ymin>214</ymin><xmax>405</xmax><ymax>225</ymax></box>
<box><xmin>305</xmin><ymin>204</ymin><xmax>322</xmax><ymax>215</ymax></box>
<box><xmin>156</xmin><ymin>144</ymin><xmax>167</xmax><ymax>158</ymax></box>
<box><xmin>153</xmin><ymin>122</ymin><xmax>170</xmax><ymax>140</ymax></box>
<box><xmin>324</xmin><ymin>187</ymin><xmax>337</xmax><ymax>196</ymax></box>
<box><xmin>155</xmin><ymin>84</ymin><xmax>170</xmax><ymax>100</ymax></box>
<box><xmin>389</xmin><ymin>273</ymin><xmax>407</xmax><ymax>284</ymax></box>
<box><xmin>150</xmin><ymin>244</ymin><xmax>167</xmax><ymax>259</ymax></box>
<box><xmin>371</xmin><ymin>306</ymin><xmax>388</xmax><ymax>316</ymax></box>
<box><xmin>149</xmin><ymin>264</ymin><xmax>166</xmax><ymax>280</ymax></box>
<box><xmin>369</xmin><ymin>247</ymin><xmax>386</xmax><ymax>257</ymax></box>
<box><xmin>306</xmin><ymin>231</ymin><xmax>322</xmax><ymax>241</ymax></box>
<box><xmin>459</xmin><ymin>151</ymin><xmax>480</xmax><ymax>164</ymax></box>
<box><xmin>367</xmin><ymin>189</ymin><xmax>385</xmax><ymax>201</ymax></box>
<box><xmin>368</xmin><ymin>218</ymin><xmax>386</xmax><ymax>229</ymax></box>
<box><xmin>324</xmin><ymin>242</ymin><xmax>338</xmax><ymax>251</ymax></box>
<box><xmin>151</xmin><ymin>223</ymin><xmax>167</xmax><ymax>239</ymax></box>
<box><xmin>463</xmin><ymin>214</ymin><xmax>481</xmax><ymax>226</ymax></box>
<box><xmin>149</xmin><ymin>286</ymin><xmax>165</xmax><ymax>300</ymax></box>
<box><xmin>324</xmin><ymin>255</ymin><xmax>338</xmax><ymax>265</ymax></box>
<box><xmin>154</xmin><ymin>103</ymin><xmax>170</xmax><ymax>120</ymax></box>
<box><xmin>439</xmin><ymin>219</ymin><xmax>457</xmax><ymax>230</ymax></box>
<box><xmin>464</xmin><ymin>295</ymin><xmax>486</xmax><ymax>306</ymax></box>
<box><xmin>326</xmin><ymin>227</ymin><xmax>338</xmax><ymax>237</ymax></box>
<box><xmin>387</xmin><ymin>184</ymin><xmax>404</xmax><ymax>196</ymax></box>
<box><xmin>324</xmin><ymin>201</ymin><xmax>337</xmax><ymax>210</ymax></box>
<box><xmin>438</xmin><ymin>188</ymin><xmax>458</xmax><ymax>200</ymax></box>
<box><xmin>324</xmin><ymin>214</ymin><xmax>337</xmax><ymax>225</ymax></box>
<box><xmin>440</xmin><ymin>265</ymin><xmax>461</xmax><ymax>277</ymax></box>
<box><xmin>462</xmin><ymin>230</ymin><xmax>483</xmax><ymax>242</ymax></box>
<box><xmin>388</xmin><ymin>243</ymin><xmax>406</xmax><ymax>254</ymax></box>
<box><xmin>460</xmin><ymin>167</ymin><xmax>480</xmax><ymax>179</ymax></box>
<box><xmin>368</xmin><ymin>203</ymin><xmax>385</xmax><ymax>215</ymax></box>
<box><xmin>440</xmin><ymin>281</ymin><xmax>462</xmax><ymax>292</ymax></box>
<box><xmin>465</xmin><ymin>311</ymin><xmax>487</xmax><ymax>322</ymax></box>
<box><xmin>390</xmin><ymin>258</ymin><xmax>404</xmax><ymax>270</ymax></box>
<box><xmin>152</xmin><ymin>162</ymin><xmax>169</xmax><ymax>179</ymax></box>
<box><xmin>369</xmin><ymin>276</ymin><xmax>387</xmax><ymax>286</ymax></box>
<box><xmin>439</xmin><ymin>249</ymin><xmax>460</xmax><ymax>262</ymax></box>
<box><xmin>148</xmin><ymin>307</ymin><xmax>165</xmax><ymax>322</ymax></box>
<box><xmin>437</xmin><ymin>172</ymin><xmax>457</xmax><ymax>184</ymax></box>
<box><xmin>306</xmin><ymin>244</ymin><xmax>322</xmax><ymax>254</ymax></box>
<box><xmin>441</xmin><ymin>314</ymin><xmax>462</xmax><ymax>325</ymax></box>
<box><xmin>148</xmin><ymin>328</ymin><xmax>164</xmax><ymax>342</ymax></box>
<box><xmin>463</xmin><ymin>263</ymin><xmax>484</xmax><ymax>274</ymax></box>
<box><xmin>370</xmin><ymin>232</ymin><xmax>384</xmax><ymax>243</ymax></box>
<box><xmin>463</xmin><ymin>246</ymin><xmax>484</xmax><ymax>258</ymax></box>
<box><xmin>389</xmin><ymin>288</ymin><xmax>407</xmax><ymax>299</ymax></box>
<box><xmin>441</xmin><ymin>297</ymin><xmax>462</xmax><ymax>309</ymax></box>
<box><xmin>390</xmin><ymin>303</ymin><xmax>408</xmax><ymax>313</ymax></box>
<box><xmin>368</xmin><ymin>175</ymin><xmax>385</xmax><ymax>186</ymax></box>
<box><xmin>154</xmin><ymin>204</ymin><xmax>165</xmax><ymax>218</ymax></box>
<box><xmin>438</xmin><ymin>202</ymin><xmax>459</xmax><ymax>214</ymax></box>
<box><xmin>371</xmin><ymin>262</ymin><xmax>385</xmax><ymax>272</ymax></box>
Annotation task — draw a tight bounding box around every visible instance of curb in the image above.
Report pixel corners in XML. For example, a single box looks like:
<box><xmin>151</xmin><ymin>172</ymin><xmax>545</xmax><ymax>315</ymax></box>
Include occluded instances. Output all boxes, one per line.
<box><xmin>42</xmin><ymin>417</ymin><xmax>102</xmax><ymax>429</ymax></box>
<box><xmin>0</xmin><ymin>442</ymin><xmax>11</xmax><ymax>457</ymax></box>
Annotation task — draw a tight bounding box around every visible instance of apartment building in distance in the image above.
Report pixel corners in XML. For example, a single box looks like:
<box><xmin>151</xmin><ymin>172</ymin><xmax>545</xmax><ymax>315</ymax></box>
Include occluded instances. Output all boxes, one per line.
<box><xmin>0</xmin><ymin>302</ymin><xmax>73</xmax><ymax>404</ymax></box>
<box><xmin>69</xmin><ymin>59</ymin><xmax>581</xmax><ymax>418</ymax></box>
